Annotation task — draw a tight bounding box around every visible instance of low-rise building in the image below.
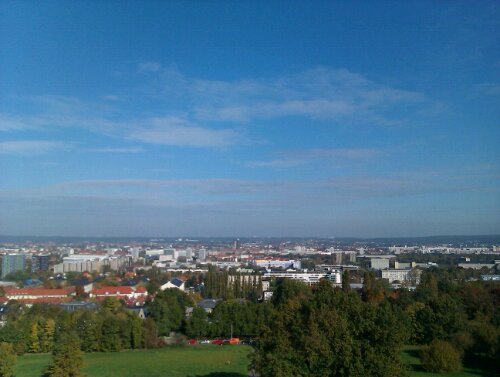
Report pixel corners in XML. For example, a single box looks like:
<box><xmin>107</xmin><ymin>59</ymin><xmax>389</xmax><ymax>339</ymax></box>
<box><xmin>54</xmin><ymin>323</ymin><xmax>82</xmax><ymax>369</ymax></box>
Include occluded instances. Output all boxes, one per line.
<box><xmin>263</xmin><ymin>270</ymin><xmax>341</xmax><ymax>285</ymax></box>
<box><xmin>160</xmin><ymin>278</ymin><xmax>186</xmax><ymax>291</ymax></box>
<box><xmin>2</xmin><ymin>286</ymin><xmax>75</xmax><ymax>305</ymax></box>
<box><xmin>381</xmin><ymin>268</ymin><xmax>421</xmax><ymax>285</ymax></box>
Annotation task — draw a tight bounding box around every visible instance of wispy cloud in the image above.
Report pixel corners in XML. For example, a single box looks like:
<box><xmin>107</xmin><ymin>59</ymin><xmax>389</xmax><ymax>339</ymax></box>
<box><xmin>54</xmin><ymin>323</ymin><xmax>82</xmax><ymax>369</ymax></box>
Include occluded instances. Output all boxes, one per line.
<box><xmin>128</xmin><ymin>117</ymin><xmax>241</xmax><ymax>147</ymax></box>
<box><xmin>54</xmin><ymin>178</ymin><xmax>285</xmax><ymax>195</ymax></box>
<box><xmin>155</xmin><ymin>67</ymin><xmax>428</xmax><ymax>125</ymax></box>
<box><xmin>16</xmin><ymin>164</ymin><xmax>496</xmax><ymax>201</ymax></box>
<box><xmin>0</xmin><ymin>114</ymin><xmax>37</xmax><ymax>132</ymax></box>
<box><xmin>1</xmin><ymin>96</ymin><xmax>242</xmax><ymax>149</ymax></box>
<box><xmin>87</xmin><ymin>147</ymin><xmax>144</xmax><ymax>153</ymax></box>
<box><xmin>1</xmin><ymin>67</ymin><xmax>435</xmax><ymax>151</ymax></box>
<box><xmin>0</xmin><ymin>140</ymin><xmax>68</xmax><ymax>155</ymax></box>
<box><xmin>247</xmin><ymin>148</ymin><xmax>383</xmax><ymax>168</ymax></box>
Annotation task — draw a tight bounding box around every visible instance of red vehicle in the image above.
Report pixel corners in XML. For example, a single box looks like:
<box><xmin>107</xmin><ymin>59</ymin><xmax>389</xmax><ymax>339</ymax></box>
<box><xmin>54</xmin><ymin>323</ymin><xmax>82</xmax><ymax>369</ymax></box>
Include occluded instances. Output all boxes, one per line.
<box><xmin>211</xmin><ymin>339</ymin><xmax>224</xmax><ymax>345</ymax></box>
<box><xmin>188</xmin><ymin>339</ymin><xmax>198</xmax><ymax>345</ymax></box>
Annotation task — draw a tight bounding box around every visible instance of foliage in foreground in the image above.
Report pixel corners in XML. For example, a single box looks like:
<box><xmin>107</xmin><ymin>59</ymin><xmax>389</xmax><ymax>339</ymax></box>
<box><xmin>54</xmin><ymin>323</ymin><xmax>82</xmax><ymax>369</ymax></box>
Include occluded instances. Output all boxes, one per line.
<box><xmin>253</xmin><ymin>279</ymin><xmax>408</xmax><ymax>377</ymax></box>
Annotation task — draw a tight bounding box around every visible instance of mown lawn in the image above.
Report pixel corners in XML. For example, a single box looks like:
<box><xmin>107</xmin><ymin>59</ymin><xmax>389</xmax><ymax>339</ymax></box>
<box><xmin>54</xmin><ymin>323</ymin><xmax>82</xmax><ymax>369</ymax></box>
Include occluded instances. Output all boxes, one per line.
<box><xmin>14</xmin><ymin>345</ymin><xmax>251</xmax><ymax>377</ymax></box>
<box><xmin>402</xmin><ymin>346</ymin><xmax>499</xmax><ymax>377</ymax></box>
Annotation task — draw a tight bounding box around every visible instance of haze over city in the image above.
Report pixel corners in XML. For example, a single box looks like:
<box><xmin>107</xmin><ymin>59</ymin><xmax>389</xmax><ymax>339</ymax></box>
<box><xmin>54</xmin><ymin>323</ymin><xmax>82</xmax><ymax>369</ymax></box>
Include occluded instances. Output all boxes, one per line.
<box><xmin>1</xmin><ymin>1</ymin><xmax>499</xmax><ymax>237</ymax></box>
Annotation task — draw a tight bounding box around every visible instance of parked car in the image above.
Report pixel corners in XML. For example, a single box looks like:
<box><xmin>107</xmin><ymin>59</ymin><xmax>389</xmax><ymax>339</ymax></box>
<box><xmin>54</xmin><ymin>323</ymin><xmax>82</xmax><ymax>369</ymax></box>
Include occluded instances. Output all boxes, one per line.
<box><xmin>211</xmin><ymin>339</ymin><xmax>224</xmax><ymax>345</ymax></box>
<box><xmin>188</xmin><ymin>339</ymin><xmax>198</xmax><ymax>345</ymax></box>
<box><xmin>199</xmin><ymin>339</ymin><xmax>211</xmax><ymax>344</ymax></box>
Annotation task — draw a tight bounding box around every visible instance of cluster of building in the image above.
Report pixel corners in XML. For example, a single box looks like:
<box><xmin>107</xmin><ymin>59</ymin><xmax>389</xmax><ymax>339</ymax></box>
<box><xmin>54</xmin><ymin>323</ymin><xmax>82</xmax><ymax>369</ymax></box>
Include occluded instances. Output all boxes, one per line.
<box><xmin>53</xmin><ymin>254</ymin><xmax>130</xmax><ymax>274</ymax></box>
<box><xmin>1</xmin><ymin>238</ymin><xmax>499</xmax><ymax>296</ymax></box>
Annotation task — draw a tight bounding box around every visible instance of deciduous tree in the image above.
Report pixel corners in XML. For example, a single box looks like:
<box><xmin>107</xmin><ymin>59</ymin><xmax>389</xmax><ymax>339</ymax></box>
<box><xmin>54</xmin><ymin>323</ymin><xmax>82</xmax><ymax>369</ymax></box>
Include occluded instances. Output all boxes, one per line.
<box><xmin>45</xmin><ymin>333</ymin><xmax>84</xmax><ymax>377</ymax></box>
<box><xmin>0</xmin><ymin>342</ymin><xmax>16</xmax><ymax>377</ymax></box>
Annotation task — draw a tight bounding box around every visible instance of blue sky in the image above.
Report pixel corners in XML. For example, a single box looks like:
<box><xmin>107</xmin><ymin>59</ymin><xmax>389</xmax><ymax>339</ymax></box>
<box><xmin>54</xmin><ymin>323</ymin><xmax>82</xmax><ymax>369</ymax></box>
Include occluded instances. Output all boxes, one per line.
<box><xmin>0</xmin><ymin>1</ymin><xmax>499</xmax><ymax>237</ymax></box>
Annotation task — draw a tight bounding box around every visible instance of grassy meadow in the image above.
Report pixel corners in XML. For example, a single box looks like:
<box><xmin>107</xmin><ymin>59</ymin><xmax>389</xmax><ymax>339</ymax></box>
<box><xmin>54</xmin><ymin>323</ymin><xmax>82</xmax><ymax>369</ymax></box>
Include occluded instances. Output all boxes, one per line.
<box><xmin>14</xmin><ymin>345</ymin><xmax>251</xmax><ymax>377</ymax></box>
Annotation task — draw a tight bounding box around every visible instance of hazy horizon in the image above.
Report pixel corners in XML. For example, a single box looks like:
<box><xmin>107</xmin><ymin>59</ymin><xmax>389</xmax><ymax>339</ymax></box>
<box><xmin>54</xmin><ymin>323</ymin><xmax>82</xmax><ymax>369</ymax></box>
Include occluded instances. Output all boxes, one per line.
<box><xmin>1</xmin><ymin>1</ymin><xmax>499</xmax><ymax>237</ymax></box>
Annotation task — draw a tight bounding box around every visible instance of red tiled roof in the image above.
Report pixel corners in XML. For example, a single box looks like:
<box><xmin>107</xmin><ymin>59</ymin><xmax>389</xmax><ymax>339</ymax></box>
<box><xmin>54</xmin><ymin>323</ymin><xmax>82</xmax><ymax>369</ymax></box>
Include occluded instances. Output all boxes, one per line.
<box><xmin>4</xmin><ymin>287</ymin><xmax>75</xmax><ymax>297</ymax></box>
<box><xmin>91</xmin><ymin>286</ymin><xmax>133</xmax><ymax>295</ymax></box>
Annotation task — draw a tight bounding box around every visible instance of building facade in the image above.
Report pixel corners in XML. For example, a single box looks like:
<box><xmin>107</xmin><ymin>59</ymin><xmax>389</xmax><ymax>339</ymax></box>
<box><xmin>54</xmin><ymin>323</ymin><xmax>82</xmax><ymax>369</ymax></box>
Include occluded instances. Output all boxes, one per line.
<box><xmin>1</xmin><ymin>254</ymin><xmax>26</xmax><ymax>278</ymax></box>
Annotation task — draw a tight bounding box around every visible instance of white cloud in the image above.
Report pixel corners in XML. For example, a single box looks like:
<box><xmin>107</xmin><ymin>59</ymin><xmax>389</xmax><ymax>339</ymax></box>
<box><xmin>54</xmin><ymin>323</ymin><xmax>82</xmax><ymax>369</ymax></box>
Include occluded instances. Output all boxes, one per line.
<box><xmin>1</xmin><ymin>67</ymin><xmax>434</xmax><ymax>151</ymax></box>
<box><xmin>0</xmin><ymin>141</ymin><xmax>68</xmax><ymax>155</ymax></box>
<box><xmin>87</xmin><ymin>147</ymin><xmax>144</xmax><ymax>153</ymax></box>
<box><xmin>247</xmin><ymin>148</ymin><xmax>382</xmax><ymax>168</ymax></box>
<box><xmin>55</xmin><ymin>178</ymin><xmax>284</xmax><ymax>195</ymax></box>
<box><xmin>128</xmin><ymin>117</ymin><xmax>241</xmax><ymax>147</ymax></box>
<box><xmin>155</xmin><ymin>67</ymin><xmax>428</xmax><ymax>125</ymax></box>
<box><xmin>0</xmin><ymin>114</ymin><xmax>36</xmax><ymax>131</ymax></box>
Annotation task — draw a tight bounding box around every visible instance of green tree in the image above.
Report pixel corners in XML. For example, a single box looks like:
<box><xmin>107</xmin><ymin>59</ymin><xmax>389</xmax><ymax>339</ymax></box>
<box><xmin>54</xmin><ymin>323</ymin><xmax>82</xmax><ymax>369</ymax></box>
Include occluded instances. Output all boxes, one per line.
<box><xmin>420</xmin><ymin>340</ymin><xmax>461</xmax><ymax>373</ymax></box>
<box><xmin>28</xmin><ymin>322</ymin><xmax>40</xmax><ymax>353</ymax></box>
<box><xmin>141</xmin><ymin>318</ymin><xmax>159</xmax><ymax>348</ymax></box>
<box><xmin>129</xmin><ymin>315</ymin><xmax>143</xmax><ymax>349</ymax></box>
<box><xmin>254</xmin><ymin>280</ymin><xmax>407</xmax><ymax>377</ymax></box>
<box><xmin>146</xmin><ymin>289</ymin><xmax>186</xmax><ymax>336</ymax></box>
<box><xmin>100</xmin><ymin>315</ymin><xmax>122</xmax><ymax>352</ymax></box>
<box><xmin>76</xmin><ymin>312</ymin><xmax>101</xmax><ymax>353</ymax></box>
<box><xmin>185</xmin><ymin>307</ymin><xmax>208</xmax><ymax>338</ymax></box>
<box><xmin>468</xmin><ymin>319</ymin><xmax>499</xmax><ymax>359</ymax></box>
<box><xmin>40</xmin><ymin>319</ymin><xmax>56</xmax><ymax>353</ymax></box>
<box><xmin>342</xmin><ymin>270</ymin><xmax>350</xmax><ymax>293</ymax></box>
<box><xmin>45</xmin><ymin>332</ymin><xmax>85</xmax><ymax>377</ymax></box>
<box><xmin>0</xmin><ymin>342</ymin><xmax>17</xmax><ymax>377</ymax></box>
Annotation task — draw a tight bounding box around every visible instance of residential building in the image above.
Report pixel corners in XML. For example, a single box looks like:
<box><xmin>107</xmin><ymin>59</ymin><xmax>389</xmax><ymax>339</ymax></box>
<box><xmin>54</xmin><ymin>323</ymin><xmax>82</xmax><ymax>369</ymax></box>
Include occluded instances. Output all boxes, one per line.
<box><xmin>60</xmin><ymin>301</ymin><xmax>98</xmax><ymax>312</ymax></box>
<box><xmin>1</xmin><ymin>254</ymin><xmax>26</xmax><ymax>278</ymax></box>
<box><xmin>2</xmin><ymin>286</ymin><xmax>75</xmax><ymax>305</ymax></box>
<box><xmin>160</xmin><ymin>277</ymin><xmax>185</xmax><ymax>291</ymax></box>
<box><xmin>31</xmin><ymin>254</ymin><xmax>50</xmax><ymax>272</ymax></box>
<box><xmin>381</xmin><ymin>268</ymin><xmax>421</xmax><ymax>285</ymax></box>
<box><xmin>253</xmin><ymin>259</ymin><xmax>301</xmax><ymax>270</ymax></box>
<box><xmin>263</xmin><ymin>270</ymin><xmax>341</xmax><ymax>285</ymax></box>
<box><xmin>370</xmin><ymin>258</ymin><xmax>390</xmax><ymax>270</ymax></box>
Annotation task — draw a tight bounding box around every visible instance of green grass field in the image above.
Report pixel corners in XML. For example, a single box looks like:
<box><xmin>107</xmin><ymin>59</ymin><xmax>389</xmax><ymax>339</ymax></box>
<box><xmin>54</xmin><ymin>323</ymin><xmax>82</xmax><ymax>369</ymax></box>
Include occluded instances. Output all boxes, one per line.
<box><xmin>402</xmin><ymin>346</ymin><xmax>500</xmax><ymax>377</ymax></box>
<box><xmin>14</xmin><ymin>345</ymin><xmax>251</xmax><ymax>377</ymax></box>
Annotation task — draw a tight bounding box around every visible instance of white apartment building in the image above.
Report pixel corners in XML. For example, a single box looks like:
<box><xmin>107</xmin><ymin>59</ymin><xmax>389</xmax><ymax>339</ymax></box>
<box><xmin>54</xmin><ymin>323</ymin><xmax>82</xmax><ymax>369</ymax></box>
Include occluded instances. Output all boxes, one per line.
<box><xmin>381</xmin><ymin>268</ymin><xmax>421</xmax><ymax>285</ymax></box>
<box><xmin>263</xmin><ymin>270</ymin><xmax>341</xmax><ymax>285</ymax></box>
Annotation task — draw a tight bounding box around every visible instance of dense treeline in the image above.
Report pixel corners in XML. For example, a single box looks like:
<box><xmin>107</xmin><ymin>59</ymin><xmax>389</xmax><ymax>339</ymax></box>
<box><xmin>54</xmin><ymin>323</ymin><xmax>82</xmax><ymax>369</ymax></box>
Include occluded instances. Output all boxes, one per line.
<box><xmin>252</xmin><ymin>268</ymin><xmax>499</xmax><ymax>376</ymax></box>
<box><xmin>148</xmin><ymin>287</ymin><xmax>274</xmax><ymax>339</ymax></box>
<box><xmin>253</xmin><ymin>279</ymin><xmax>408</xmax><ymax>376</ymax></box>
<box><xmin>0</xmin><ymin>298</ymin><xmax>150</xmax><ymax>354</ymax></box>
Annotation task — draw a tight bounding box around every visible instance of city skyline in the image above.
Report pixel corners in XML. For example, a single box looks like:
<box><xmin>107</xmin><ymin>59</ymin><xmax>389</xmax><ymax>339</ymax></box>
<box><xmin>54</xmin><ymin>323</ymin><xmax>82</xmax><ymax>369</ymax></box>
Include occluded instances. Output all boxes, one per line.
<box><xmin>1</xmin><ymin>1</ymin><xmax>499</xmax><ymax>237</ymax></box>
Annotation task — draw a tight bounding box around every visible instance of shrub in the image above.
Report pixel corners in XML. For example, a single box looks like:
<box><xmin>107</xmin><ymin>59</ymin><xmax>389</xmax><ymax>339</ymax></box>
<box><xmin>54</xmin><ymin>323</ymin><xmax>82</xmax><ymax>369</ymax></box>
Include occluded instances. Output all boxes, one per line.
<box><xmin>420</xmin><ymin>340</ymin><xmax>461</xmax><ymax>373</ymax></box>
